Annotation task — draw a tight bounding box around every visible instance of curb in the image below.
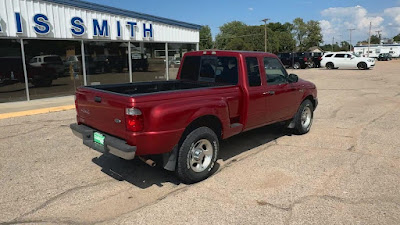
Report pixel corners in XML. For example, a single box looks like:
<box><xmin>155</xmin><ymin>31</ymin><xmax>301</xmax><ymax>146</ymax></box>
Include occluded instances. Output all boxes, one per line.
<box><xmin>0</xmin><ymin>105</ymin><xmax>75</xmax><ymax>120</ymax></box>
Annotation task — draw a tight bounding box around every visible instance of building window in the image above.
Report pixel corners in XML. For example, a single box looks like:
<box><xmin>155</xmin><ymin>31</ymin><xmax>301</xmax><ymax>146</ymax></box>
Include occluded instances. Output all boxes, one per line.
<box><xmin>0</xmin><ymin>39</ymin><xmax>27</xmax><ymax>102</ymax></box>
<box><xmin>23</xmin><ymin>39</ymin><xmax>84</xmax><ymax>100</ymax></box>
<box><xmin>168</xmin><ymin>43</ymin><xmax>196</xmax><ymax>80</ymax></box>
<box><xmin>138</xmin><ymin>43</ymin><xmax>166</xmax><ymax>82</ymax></box>
<box><xmin>84</xmin><ymin>41</ymin><xmax>129</xmax><ymax>85</ymax></box>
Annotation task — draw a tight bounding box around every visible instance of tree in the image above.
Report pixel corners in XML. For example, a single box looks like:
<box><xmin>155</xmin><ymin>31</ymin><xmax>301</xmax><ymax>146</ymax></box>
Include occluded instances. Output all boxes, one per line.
<box><xmin>303</xmin><ymin>20</ymin><xmax>323</xmax><ymax>49</ymax></box>
<box><xmin>340</xmin><ymin>41</ymin><xmax>351</xmax><ymax>51</ymax></box>
<box><xmin>292</xmin><ymin>18</ymin><xmax>307</xmax><ymax>50</ymax></box>
<box><xmin>370</xmin><ymin>35</ymin><xmax>380</xmax><ymax>44</ymax></box>
<box><xmin>199</xmin><ymin>25</ymin><xmax>213</xmax><ymax>50</ymax></box>
<box><xmin>394</xmin><ymin>34</ymin><xmax>400</xmax><ymax>42</ymax></box>
<box><xmin>215</xmin><ymin>21</ymin><xmax>247</xmax><ymax>49</ymax></box>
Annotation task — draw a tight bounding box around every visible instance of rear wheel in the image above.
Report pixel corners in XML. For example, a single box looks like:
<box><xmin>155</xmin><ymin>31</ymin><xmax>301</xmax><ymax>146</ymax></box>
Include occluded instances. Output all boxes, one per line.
<box><xmin>357</xmin><ymin>62</ymin><xmax>367</xmax><ymax>70</ymax></box>
<box><xmin>293</xmin><ymin>62</ymin><xmax>301</xmax><ymax>69</ymax></box>
<box><xmin>293</xmin><ymin>100</ymin><xmax>314</xmax><ymax>135</ymax></box>
<box><xmin>176</xmin><ymin>127</ymin><xmax>219</xmax><ymax>184</ymax></box>
<box><xmin>326</xmin><ymin>62</ymin><xmax>334</xmax><ymax>69</ymax></box>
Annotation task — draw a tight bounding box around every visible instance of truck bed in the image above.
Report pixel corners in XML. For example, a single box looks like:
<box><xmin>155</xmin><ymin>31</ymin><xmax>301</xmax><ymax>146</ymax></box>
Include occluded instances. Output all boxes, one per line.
<box><xmin>87</xmin><ymin>80</ymin><xmax>226</xmax><ymax>96</ymax></box>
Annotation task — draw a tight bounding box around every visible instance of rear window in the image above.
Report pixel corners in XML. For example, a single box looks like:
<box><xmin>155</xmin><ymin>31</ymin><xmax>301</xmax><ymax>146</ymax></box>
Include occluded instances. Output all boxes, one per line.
<box><xmin>180</xmin><ymin>56</ymin><xmax>238</xmax><ymax>85</ymax></box>
<box><xmin>44</xmin><ymin>56</ymin><xmax>62</xmax><ymax>62</ymax></box>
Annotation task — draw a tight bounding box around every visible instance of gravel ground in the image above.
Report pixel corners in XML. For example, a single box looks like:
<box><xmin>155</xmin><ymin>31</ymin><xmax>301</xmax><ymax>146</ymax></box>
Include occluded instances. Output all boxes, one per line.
<box><xmin>1</xmin><ymin>60</ymin><xmax>400</xmax><ymax>225</ymax></box>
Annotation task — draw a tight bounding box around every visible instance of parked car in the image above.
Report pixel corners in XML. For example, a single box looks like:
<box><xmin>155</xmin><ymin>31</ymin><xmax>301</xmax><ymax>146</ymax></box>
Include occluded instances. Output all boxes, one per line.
<box><xmin>377</xmin><ymin>53</ymin><xmax>392</xmax><ymax>61</ymax></box>
<box><xmin>277</xmin><ymin>52</ymin><xmax>310</xmax><ymax>69</ymax></box>
<box><xmin>0</xmin><ymin>57</ymin><xmax>57</xmax><ymax>87</ymax></box>
<box><xmin>70</xmin><ymin>50</ymin><xmax>318</xmax><ymax>183</ymax></box>
<box><xmin>131</xmin><ymin>53</ymin><xmax>149</xmax><ymax>71</ymax></box>
<box><xmin>320</xmin><ymin>52</ymin><xmax>375</xmax><ymax>70</ymax></box>
<box><xmin>29</xmin><ymin>55</ymin><xmax>65</xmax><ymax>77</ymax></box>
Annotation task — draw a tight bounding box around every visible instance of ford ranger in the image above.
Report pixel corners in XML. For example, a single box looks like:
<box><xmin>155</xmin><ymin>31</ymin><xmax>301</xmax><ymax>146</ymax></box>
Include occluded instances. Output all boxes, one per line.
<box><xmin>70</xmin><ymin>50</ymin><xmax>318</xmax><ymax>183</ymax></box>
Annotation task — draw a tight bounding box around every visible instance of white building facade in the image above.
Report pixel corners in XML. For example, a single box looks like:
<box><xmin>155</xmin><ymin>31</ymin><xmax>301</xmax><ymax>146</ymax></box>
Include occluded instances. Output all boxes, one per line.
<box><xmin>0</xmin><ymin>0</ymin><xmax>201</xmax><ymax>102</ymax></box>
<box><xmin>354</xmin><ymin>44</ymin><xmax>400</xmax><ymax>58</ymax></box>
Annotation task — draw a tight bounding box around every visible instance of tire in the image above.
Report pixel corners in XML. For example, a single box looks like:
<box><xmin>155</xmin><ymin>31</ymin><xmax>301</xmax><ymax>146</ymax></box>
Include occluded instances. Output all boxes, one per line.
<box><xmin>357</xmin><ymin>62</ymin><xmax>367</xmax><ymax>70</ymax></box>
<box><xmin>308</xmin><ymin>62</ymin><xmax>315</xmax><ymax>68</ymax></box>
<box><xmin>292</xmin><ymin>99</ymin><xmax>314</xmax><ymax>135</ymax></box>
<box><xmin>293</xmin><ymin>62</ymin><xmax>301</xmax><ymax>69</ymax></box>
<box><xmin>326</xmin><ymin>62</ymin><xmax>334</xmax><ymax>69</ymax></box>
<box><xmin>176</xmin><ymin>127</ymin><xmax>219</xmax><ymax>184</ymax></box>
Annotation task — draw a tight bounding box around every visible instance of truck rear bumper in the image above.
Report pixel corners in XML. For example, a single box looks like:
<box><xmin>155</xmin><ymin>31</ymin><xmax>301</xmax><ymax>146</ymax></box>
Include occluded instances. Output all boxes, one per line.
<box><xmin>70</xmin><ymin>123</ymin><xmax>136</xmax><ymax>160</ymax></box>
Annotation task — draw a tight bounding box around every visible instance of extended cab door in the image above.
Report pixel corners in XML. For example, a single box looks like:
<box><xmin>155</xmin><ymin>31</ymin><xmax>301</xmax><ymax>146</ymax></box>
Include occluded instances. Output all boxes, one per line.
<box><xmin>263</xmin><ymin>57</ymin><xmax>300</xmax><ymax>122</ymax></box>
<box><xmin>243</xmin><ymin>57</ymin><xmax>269</xmax><ymax>129</ymax></box>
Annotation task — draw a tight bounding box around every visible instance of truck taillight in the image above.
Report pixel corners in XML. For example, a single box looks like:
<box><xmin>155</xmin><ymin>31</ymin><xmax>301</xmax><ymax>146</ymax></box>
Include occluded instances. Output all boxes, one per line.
<box><xmin>304</xmin><ymin>57</ymin><xmax>308</xmax><ymax>61</ymax></box>
<box><xmin>125</xmin><ymin>108</ymin><xmax>144</xmax><ymax>132</ymax></box>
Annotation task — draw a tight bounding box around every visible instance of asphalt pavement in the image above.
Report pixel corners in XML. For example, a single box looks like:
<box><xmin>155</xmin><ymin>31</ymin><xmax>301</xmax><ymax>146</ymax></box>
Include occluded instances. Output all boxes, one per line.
<box><xmin>1</xmin><ymin>60</ymin><xmax>400</xmax><ymax>224</ymax></box>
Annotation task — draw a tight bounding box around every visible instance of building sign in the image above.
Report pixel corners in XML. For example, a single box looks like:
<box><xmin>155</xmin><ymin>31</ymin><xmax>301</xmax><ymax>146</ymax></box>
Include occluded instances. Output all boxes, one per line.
<box><xmin>3</xmin><ymin>12</ymin><xmax>153</xmax><ymax>39</ymax></box>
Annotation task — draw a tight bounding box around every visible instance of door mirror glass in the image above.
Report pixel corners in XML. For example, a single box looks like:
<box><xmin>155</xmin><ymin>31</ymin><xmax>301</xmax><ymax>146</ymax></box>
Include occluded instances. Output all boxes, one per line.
<box><xmin>288</xmin><ymin>74</ymin><xmax>298</xmax><ymax>83</ymax></box>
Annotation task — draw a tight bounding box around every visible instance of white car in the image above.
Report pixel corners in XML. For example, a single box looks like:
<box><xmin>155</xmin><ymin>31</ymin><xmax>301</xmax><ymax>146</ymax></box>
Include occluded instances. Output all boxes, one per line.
<box><xmin>320</xmin><ymin>52</ymin><xmax>375</xmax><ymax>70</ymax></box>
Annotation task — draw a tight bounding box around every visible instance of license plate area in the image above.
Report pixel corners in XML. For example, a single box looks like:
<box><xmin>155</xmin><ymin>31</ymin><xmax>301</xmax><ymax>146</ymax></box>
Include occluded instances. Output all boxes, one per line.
<box><xmin>93</xmin><ymin>132</ymin><xmax>105</xmax><ymax>145</ymax></box>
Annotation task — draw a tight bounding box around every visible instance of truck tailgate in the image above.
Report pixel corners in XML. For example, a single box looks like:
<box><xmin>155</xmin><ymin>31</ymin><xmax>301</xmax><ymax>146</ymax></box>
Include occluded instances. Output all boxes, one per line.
<box><xmin>75</xmin><ymin>87</ymin><xmax>131</xmax><ymax>140</ymax></box>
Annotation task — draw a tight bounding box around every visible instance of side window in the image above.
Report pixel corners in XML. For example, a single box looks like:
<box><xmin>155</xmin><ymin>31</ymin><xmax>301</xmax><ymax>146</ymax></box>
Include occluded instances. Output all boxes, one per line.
<box><xmin>335</xmin><ymin>54</ymin><xmax>345</xmax><ymax>58</ymax></box>
<box><xmin>245</xmin><ymin>57</ymin><xmax>261</xmax><ymax>87</ymax></box>
<box><xmin>264</xmin><ymin>57</ymin><xmax>287</xmax><ymax>85</ymax></box>
<box><xmin>325</xmin><ymin>54</ymin><xmax>333</xmax><ymax>58</ymax></box>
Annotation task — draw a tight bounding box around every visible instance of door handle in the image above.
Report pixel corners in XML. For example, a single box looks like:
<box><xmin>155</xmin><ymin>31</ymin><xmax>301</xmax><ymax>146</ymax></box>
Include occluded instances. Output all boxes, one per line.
<box><xmin>263</xmin><ymin>91</ymin><xmax>275</xmax><ymax>95</ymax></box>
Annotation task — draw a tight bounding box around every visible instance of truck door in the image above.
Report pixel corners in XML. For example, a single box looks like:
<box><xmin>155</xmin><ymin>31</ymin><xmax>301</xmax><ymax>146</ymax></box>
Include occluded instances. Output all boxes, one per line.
<box><xmin>243</xmin><ymin>57</ymin><xmax>269</xmax><ymax>129</ymax></box>
<box><xmin>263</xmin><ymin>57</ymin><xmax>300</xmax><ymax>122</ymax></box>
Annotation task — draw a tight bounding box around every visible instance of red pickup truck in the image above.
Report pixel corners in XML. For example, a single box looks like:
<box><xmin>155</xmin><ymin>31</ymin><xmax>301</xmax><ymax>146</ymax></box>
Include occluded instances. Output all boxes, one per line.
<box><xmin>70</xmin><ymin>50</ymin><xmax>317</xmax><ymax>183</ymax></box>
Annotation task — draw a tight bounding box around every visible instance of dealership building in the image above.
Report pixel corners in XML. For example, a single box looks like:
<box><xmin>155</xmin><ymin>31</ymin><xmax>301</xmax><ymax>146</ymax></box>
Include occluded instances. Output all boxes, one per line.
<box><xmin>0</xmin><ymin>0</ymin><xmax>200</xmax><ymax>103</ymax></box>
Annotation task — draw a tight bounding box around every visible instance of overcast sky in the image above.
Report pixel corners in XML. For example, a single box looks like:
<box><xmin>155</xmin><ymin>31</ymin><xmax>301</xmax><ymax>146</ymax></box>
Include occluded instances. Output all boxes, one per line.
<box><xmin>85</xmin><ymin>0</ymin><xmax>400</xmax><ymax>45</ymax></box>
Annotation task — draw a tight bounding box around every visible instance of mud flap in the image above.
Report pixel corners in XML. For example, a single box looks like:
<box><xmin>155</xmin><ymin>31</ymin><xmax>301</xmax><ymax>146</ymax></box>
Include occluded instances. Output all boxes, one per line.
<box><xmin>163</xmin><ymin>145</ymin><xmax>178</xmax><ymax>171</ymax></box>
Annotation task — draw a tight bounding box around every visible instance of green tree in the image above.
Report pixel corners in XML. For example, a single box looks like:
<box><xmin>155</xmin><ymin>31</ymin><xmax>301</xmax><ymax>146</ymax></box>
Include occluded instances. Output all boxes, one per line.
<box><xmin>303</xmin><ymin>20</ymin><xmax>323</xmax><ymax>49</ymax></box>
<box><xmin>340</xmin><ymin>41</ymin><xmax>351</xmax><ymax>51</ymax></box>
<box><xmin>394</xmin><ymin>34</ymin><xmax>400</xmax><ymax>42</ymax></box>
<box><xmin>199</xmin><ymin>25</ymin><xmax>213</xmax><ymax>50</ymax></box>
<box><xmin>292</xmin><ymin>18</ymin><xmax>307</xmax><ymax>50</ymax></box>
<box><xmin>370</xmin><ymin>35</ymin><xmax>380</xmax><ymax>44</ymax></box>
<box><xmin>215</xmin><ymin>21</ymin><xmax>247</xmax><ymax>49</ymax></box>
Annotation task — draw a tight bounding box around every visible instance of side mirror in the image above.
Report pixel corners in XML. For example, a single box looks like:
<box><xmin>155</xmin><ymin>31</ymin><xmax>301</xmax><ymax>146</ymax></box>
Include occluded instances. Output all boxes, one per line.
<box><xmin>288</xmin><ymin>74</ymin><xmax>298</xmax><ymax>83</ymax></box>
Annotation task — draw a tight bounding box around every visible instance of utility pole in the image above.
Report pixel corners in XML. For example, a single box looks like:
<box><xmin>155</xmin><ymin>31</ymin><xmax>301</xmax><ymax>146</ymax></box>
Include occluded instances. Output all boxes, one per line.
<box><xmin>368</xmin><ymin>22</ymin><xmax>372</xmax><ymax>57</ymax></box>
<box><xmin>332</xmin><ymin>36</ymin><xmax>335</xmax><ymax>52</ymax></box>
<box><xmin>376</xmin><ymin>30</ymin><xmax>382</xmax><ymax>43</ymax></box>
<box><xmin>261</xmin><ymin>19</ymin><xmax>269</xmax><ymax>52</ymax></box>
<box><xmin>348</xmin><ymin>28</ymin><xmax>356</xmax><ymax>51</ymax></box>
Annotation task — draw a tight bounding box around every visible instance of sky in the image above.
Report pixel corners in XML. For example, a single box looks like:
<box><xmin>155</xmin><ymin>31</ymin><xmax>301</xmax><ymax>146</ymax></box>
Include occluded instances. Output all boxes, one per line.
<box><xmin>85</xmin><ymin>0</ymin><xmax>400</xmax><ymax>45</ymax></box>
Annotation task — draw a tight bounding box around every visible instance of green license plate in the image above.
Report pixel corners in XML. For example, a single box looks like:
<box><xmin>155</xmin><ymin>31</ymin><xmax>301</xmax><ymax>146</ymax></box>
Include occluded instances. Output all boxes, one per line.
<box><xmin>93</xmin><ymin>132</ymin><xmax>105</xmax><ymax>145</ymax></box>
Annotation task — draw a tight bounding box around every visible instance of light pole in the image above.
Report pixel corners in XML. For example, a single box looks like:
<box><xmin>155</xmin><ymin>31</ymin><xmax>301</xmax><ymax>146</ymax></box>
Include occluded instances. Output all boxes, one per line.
<box><xmin>348</xmin><ymin>28</ymin><xmax>356</xmax><ymax>51</ymax></box>
<box><xmin>261</xmin><ymin>19</ymin><xmax>269</xmax><ymax>52</ymax></box>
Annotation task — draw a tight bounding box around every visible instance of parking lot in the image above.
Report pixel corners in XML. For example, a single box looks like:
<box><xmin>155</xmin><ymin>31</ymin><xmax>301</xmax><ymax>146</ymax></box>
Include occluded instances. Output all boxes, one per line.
<box><xmin>1</xmin><ymin>60</ymin><xmax>400</xmax><ymax>225</ymax></box>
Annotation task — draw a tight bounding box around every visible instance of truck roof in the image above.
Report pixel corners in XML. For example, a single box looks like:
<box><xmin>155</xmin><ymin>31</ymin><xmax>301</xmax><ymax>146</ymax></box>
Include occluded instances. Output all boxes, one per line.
<box><xmin>185</xmin><ymin>50</ymin><xmax>277</xmax><ymax>58</ymax></box>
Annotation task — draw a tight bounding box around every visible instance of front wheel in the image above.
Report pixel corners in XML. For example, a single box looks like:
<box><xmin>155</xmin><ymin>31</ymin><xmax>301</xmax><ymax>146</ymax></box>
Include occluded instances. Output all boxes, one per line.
<box><xmin>176</xmin><ymin>127</ymin><xmax>219</xmax><ymax>184</ymax></box>
<box><xmin>293</xmin><ymin>100</ymin><xmax>314</xmax><ymax>135</ymax></box>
